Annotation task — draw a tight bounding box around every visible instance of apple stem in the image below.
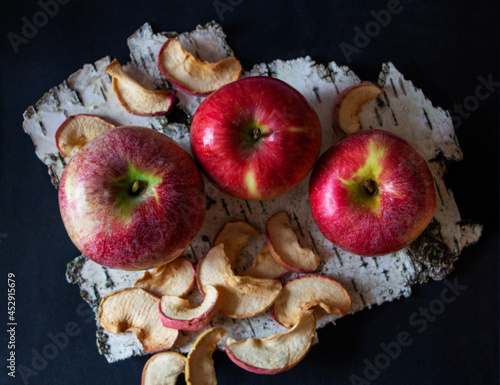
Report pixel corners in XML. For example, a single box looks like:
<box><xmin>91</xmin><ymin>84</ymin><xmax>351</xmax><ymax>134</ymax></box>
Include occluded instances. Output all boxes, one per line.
<box><xmin>253</xmin><ymin>128</ymin><xmax>261</xmax><ymax>140</ymax></box>
<box><xmin>130</xmin><ymin>180</ymin><xmax>143</xmax><ymax>196</ymax></box>
<box><xmin>363</xmin><ymin>179</ymin><xmax>377</xmax><ymax>195</ymax></box>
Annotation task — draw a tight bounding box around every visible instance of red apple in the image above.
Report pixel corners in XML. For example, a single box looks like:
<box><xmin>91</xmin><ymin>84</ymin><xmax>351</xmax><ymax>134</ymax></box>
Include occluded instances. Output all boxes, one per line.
<box><xmin>190</xmin><ymin>76</ymin><xmax>322</xmax><ymax>200</ymax></box>
<box><xmin>58</xmin><ymin>126</ymin><xmax>206</xmax><ymax>270</ymax></box>
<box><xmin>309</xmin><ymin>129</ymin><xmax>435</xmax><ymax>257</ymax></box>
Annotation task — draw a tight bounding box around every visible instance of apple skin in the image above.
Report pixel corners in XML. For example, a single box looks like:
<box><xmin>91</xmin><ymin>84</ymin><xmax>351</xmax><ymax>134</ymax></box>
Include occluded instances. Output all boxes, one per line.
<box><xmin>158</xmin><ymin>303</ymin><xmax>216</xmax><ymax>331</ymax></box>
<box><xmin>190</xmin><ymin>76</ymin><xmax>322</xmax><ymax>200</ymax></box>
<box><xmin>309</xmin><ymin>129</ymin><xmax>435</xmax><ymax>257</ymax></box>
<box><xmin>58</xmin><ymin>126</ymin><xmax>206</xmax><ymax>270</ymax></box>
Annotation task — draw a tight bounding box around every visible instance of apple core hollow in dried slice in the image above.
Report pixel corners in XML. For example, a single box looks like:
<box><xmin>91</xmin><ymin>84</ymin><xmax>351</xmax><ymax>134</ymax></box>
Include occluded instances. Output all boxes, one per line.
<box><xmin>185</xmin><ymin>327</ymin><xmax>227</xmax><ymax>385</ymax></box>
<box><xmin>158</xmin><ymin>38</ymin><xmax>242</xmax><ymax>96</ymax></box>
<box><xmin>105</xmin><ymin>59</ymin><xmax>174</xmax><ymax>116</ymax></box>
<box><xmin>239</xmin><ymin>243</ymin><xmax>288</xmax><ymax>279</ymax></box>
<box><xmin>55</xmin><ymin>114</ymin><xmax>115</xmax><ymax>158</ymax></box>
<box><xmin>332</xmin><ymin>83</ymin><xmax>382</xmax><ymax>135</ymax></box>
<box><xmin>196</xmin><ymin>244</ymin><xmax>282</xmax><ymax>318</ymax></box>
<box><xmin>141</xmin><ymin>351</ymin><xmax>186</xmax><ymax>385</ymax></box>
<box><xmin>134</xmin><ymin>257</ymin><xmax>195</xmax><ymax>298</ymax></box>
<box><xmin>266</xmin><ymin>211</ymin><xmax>321</xmax><ymax>273</ymax></box>
<box><xmin>213</xmin><ymin>221</ymin><xmax>260</xmax><ymax>268</ymax></box>
<box><xmin>271</xmin><ymin>274</ymin><xmax>351</xmax><ymax>328</ymax></box>
<box><xmin>97</xmin><ymin>288</ymin><xmax>178</xmax><ymax>354</ymax></box>
<box><xmin>159</xmin><ymin>285</ymin><xmax>219</xmax><ymax>331</ymax></box>
<box><xmin>225</xmin><ymin>310</ymin><xmax>316</xmax><ymax>374</ymax></box>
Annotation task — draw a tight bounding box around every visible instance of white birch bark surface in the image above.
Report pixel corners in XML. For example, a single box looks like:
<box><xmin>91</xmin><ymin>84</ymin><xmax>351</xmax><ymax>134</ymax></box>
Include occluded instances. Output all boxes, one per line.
<box><xmin>23</xmin><ymin>22</ymin><xmax>482</xmax><ymax>362</ymax></box>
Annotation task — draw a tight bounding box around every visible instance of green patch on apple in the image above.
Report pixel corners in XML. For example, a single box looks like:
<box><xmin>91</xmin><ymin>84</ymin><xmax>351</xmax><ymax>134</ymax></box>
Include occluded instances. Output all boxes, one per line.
<box><xmin>341</xmin><ymin>140</ymin><xmax>385</xmax><ymax>211</ymax></box>
<box><xmin>241</xmin><ymin>121</ymin><xmax>267</xmax><ymax>150</ymax></box>
<box><xmin>244</xmin><ymin>171</ymin><xmax>258</xmax><ymax>196</ymax></box>
<box><xmin>110</xmin><ymin>163</ymin><xmax>163</xmax><ymax>219</ymax></box>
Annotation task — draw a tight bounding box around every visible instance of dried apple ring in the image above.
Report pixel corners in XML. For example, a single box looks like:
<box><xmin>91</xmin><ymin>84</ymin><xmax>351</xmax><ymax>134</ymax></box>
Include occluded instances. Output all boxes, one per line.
<box><xmin>55</xmin><ymin>114</ymin><xmax>114</xmax><ymax>158</ymax></box>
<box><xmin>105</xmin><ymin>59</ymin><xmax>174</xmax><ymax>116</ymax></box>
<box><xmin>158</xmin><ymin>38</ymin><xmax>242</xmax><ymax>95</ymax></box>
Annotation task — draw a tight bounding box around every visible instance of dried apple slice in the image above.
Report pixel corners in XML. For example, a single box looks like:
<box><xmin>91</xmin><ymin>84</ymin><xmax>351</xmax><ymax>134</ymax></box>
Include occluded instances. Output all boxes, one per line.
<box><xmin>159</xmin><ymin>285</ymin><xmax>219</xmax><ymax>331</ymax></box>
<box><xmin>97</xmin><ymin>288</ymin><xmax>178</xmax><ymax>353</ymax></box>
<box><xmin>225</xmin><ymin>310</ymin><xmax>316</xmax><ymax>374</ymax></box>
<box><xmin>105</xmin><ymin>59</ymin><xmax>174</xmax><ymax>116</ymax></box>
<box><xmin>332</xmin><ymin>83</ymin><xmax>382</xmax><ymax>135</ymax></box>
<box><xmin>142</xmin><ymin>351</ymin><xmax>186</xmax><ymax>385</ymax></box>
<box><xmin>196</xmin><ymin>244</ymin><xmax>282</xmax><ymax>318</ymax></box>
<box><xmin>134</xmin><ymin>257</ymin><xmax>195</xmax><ymax>298</ymax></box>
<box><xmin>239</xmin><ymin>243</ymin><xmax>288</xmax><ymax>279</ymax></box>
<box><xmin>158</xmin><ymin>38</ymin><xmax>242</xmax><ymax>96</ymax></box>
<box><xmin>185</xmin><ymin>327</ymin><xmax>227</xmax><ymax>385</ymax></box>
<box><xmin>55</xmin><ymin>114</ymin><xmax>115</xmax><ymax>158</ymax></box>
<box><xmin>266</xmin><ymin>211</ymin><xmax>321</xmax><ymax>273</ymax></box>
<box><xmin>271</xmin><ymin>274</ymin><xmax>351</xmax><ymax>328</ymax></box>
<box><xmin>213</xmin><ymin>221</ymin><xmax>260</xmax><ymax>268</ymax></box>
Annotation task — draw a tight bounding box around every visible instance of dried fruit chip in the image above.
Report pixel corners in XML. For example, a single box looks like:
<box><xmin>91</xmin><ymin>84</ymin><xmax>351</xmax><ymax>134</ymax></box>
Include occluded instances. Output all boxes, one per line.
<box><xmin>239</xmin><ymin>243</ymin><xmax>288</xmax><ymax>279</ymax></box>
<box><xmin>158</xmin><ymin>38</ymin><xmax>242</xmax><ymax>96</ymax></box>
<box><xmin>266</xmin><ymin>211</ymin><xmax>321</xmax><ymax>273</ymax></box>
<box><xmin>105</xmin><ymin>59</ymin><xmax>174</xmax><ymax>116</ymax></box>
<box><xmin>134</xmin><ymin>257</ymin><xmax>196</xmax><ymax>298</ymax></box>
<box><xmin>196</xmin><ymin>244</ymin><xmax>282</xmax><ymax>318</ymax></box>
<box><xmin>159</xmin><ymin>285</ymin><xmax>219</xmax><ymax>331</ymax></box>
<box><xmin>271</xmin><ymin>274</ymin><xmax>351</xmax><ymax>328</ymax></box>
<box><xmin>225</xmin><ymin>310</ymin><xmax>316</xmax><ymax>374</ymax></box>
<box><xmin>55</xmin><ymin>114</ymin><xmax>115</xmax><ymax>158</ymax></box>
<box><xmin>332</xmin><ymin>83</ymin><xmax>382</xmax><ymax>135</ymax></box>
<box><xmin>142</xmin><ymin>351</ymin><xmax>186</xmax><ymax>385</ymax></box>
<box><xmin>213</xmin><ymin>221</ymin><xmax>260</xmax><ymax>268</ymax></box>
<box><xmin>97</xmin><ymin>288</ymin><xmax>178</xmax><ymax>353</ymax></box>
<box><xmin>185</xmin><ymin>327</ymin><xmax>227</xmax><ymax>385</ymax></box>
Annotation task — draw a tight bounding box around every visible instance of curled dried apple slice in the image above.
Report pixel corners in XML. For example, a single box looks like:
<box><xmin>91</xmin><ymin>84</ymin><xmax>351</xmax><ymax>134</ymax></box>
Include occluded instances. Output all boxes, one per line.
<box><xmin>213</xmin><ymin>221</ymin><xmax>260</xmax><ymax>268</ymax></box>
<box><xmin>266</xmin><ymin>211</ymin><xmax>321</xmax><ymax>273</ymax></box>
<box><xmin>105</xmin><ymin>59</ymin><xmax>174</xmax><ymax>116</ymax></box>
<box><xmin>271</xmin><ymin>274</ymin><xmax>351</xmax><ymax>328</ymax></box>
<box><xmin>332</xmin><ymin>83</ymin><xmax>382</xmax><ymax>135</ymax></box>
<box><xmin>225</xmin><ymin>310</ymin><xmax>316</xmax><ymax>374</ymax></box>
<box><xmin>159</xmin><ymin>285</ymin><xmax>219</xmax><ymax>331</ymax></box>
<box><xmin>158</xmin><ymin>38</ymin><xmax>242</xmax><ymax>96</ymax></box>
<box><xmin>134</xmin><ymin>257</ymin><xmax>195</xmax><ymax>298</ymax></box>
<box><xmin>185</xmin><ymin>327</ymin><xmax>227</xmax><ymax>385</ymax></box>
<box><xmin>55</xmin><ymin>114</ymin><xmax>115</xmax><ymax>158</ymax></box>
<box><xmin>97</xmin><ymin>288</ymin><xmax>178</xmax><ymax>353</ymax></box>
<box><xmin>239</xmin><ymin>243</ymin><xmax>288</xmax><ymax>279</ymax></box>
<box><xmin>142</xmin><ymin>351</ymin><xmax>186</xmax><ymax>385</ymax></box>
<box><xmin>196</xmin><ymin>244</ymin><xmax>282</xmax><ymax>318</ymax></box>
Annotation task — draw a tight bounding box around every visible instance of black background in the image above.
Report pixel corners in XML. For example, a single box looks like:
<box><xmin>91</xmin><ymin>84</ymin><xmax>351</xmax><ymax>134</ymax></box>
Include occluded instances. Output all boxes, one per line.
<box><xmin>1</xmin><ymin>1</ymin><xmax>498</xmax><ymax>384</ymax></box>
